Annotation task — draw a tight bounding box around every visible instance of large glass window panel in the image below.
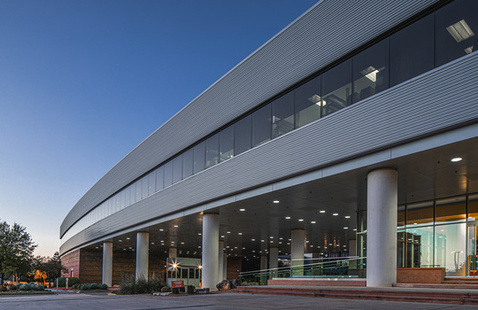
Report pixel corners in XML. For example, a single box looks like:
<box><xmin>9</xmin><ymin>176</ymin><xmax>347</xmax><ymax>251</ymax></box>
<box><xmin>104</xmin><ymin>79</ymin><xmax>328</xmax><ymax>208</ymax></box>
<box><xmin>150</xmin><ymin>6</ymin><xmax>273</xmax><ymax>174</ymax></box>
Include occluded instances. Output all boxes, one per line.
<box><xmin>155</xmin><ymin>166</ymin><xmax>164</xmax><ymax>191</ymax></box>
<box><xmin>405</xmin><ymin>227</ymin><xmax>434</xmax><ymax>268</ymax></box>
<box><xmin>435</xmin><ymin>223</ymin><xmax>466</xmax><ymax>276</ymax></box>
<box><xmin>252</xmin><ymin>104</ymin><xmax>271</xmax><ymax>147</ymax></box>
<box><xmin>435</xmin><ymin>196</ymin><xmax>466</xmax><ymax>224</ymax></box>
<box><xmin>353</xmin><ymin>39</ymin><xmax>389</xmax><ymax>102</ymax></box>
<box><xmin>193</xmin><ymin>142</ymin><xmax>205</xmax><ymax>173</ymax></box>
<box><xmin>205</xmin><ymin>134</ymin><xmax>219</xmax><ymax>169</ymax></box>
<box><xmin>164</xmin><ymin>160</ymin><xmax>173</xmax><ymax>187</ymax></box>
<box><xmin>322</xmin><ymin>59</ymin><xmax>353</xmax><ymax>117</ymax></box>
<box><xmin>397</xmin><ymin>229</ymin><xmax>406</xmax><ymax>268</ymax></box>
<box><xmin>272</xmin><ymin>92</ymin><xmax>294</xmax><ymax>138</ymax></box>
<box><xmin>142</xmin><ymin>175</ymin><xmax>149</xmax><ymax>198</ymax></box>
<box><xmin>219</xmin><ymin>126</ymin><xmax>234</xmax><ymax>162</ymax></box>
<box><xmin>182</xmin><ymin>148</ymin><xmax>193</xmax><ymax>179</ymax></box>
<box><xmin>407</xmin><ymin>201</ymin><xmax>434</xmax><ymax>226</ymax></box>
<box><xmin>468</xmin><ymin>194</ymin><xmax>478</xmax><ymax>221</ymax></box>
<box><xmin>390</xmin><ymin>14</ymin><xmax>434</xmax><ymax>86</ymax></box>
<box><xmin>234</xmin><ymin>115</ymin><xmax>251</xmax><ymax>155</ymax></box>
<box><xmin>148</xmin><ymin>171</ymin><xmax>156</xmax><ymax>196</ymax></box>
<box><xmin>294</xmin><ymin>76</ymin><xmax>321</xmax><ymax>128</ymax></box>
<box><xmin>135</xmin><ymin>179</ymin><xmax>142</xmax><ymax>202</ymax></box>
<box><xmin>435</xmin><ymin>0</ymin><xmax>478</xmax><ymax>67</ymax></box>
<box><xmin>172</xmin><ymin>154</ymin><xmax>183</xmax><ymax>183</ymax></box>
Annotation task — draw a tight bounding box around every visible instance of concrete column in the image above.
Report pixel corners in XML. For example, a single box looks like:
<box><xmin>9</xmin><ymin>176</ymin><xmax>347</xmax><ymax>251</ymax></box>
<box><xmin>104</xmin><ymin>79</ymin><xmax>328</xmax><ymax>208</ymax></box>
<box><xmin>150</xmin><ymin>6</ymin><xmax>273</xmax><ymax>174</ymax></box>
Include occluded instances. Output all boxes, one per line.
<box><xmin>291</xmin><ymin>229</ymin><xmax>305</xmax><ymax>276</ymax></box>
<box><xmin>169</xmin><ymin>247</ymin><xmax>177</xmax><ymax>259</ymax></box>
<box><xmin>202</xmin><ymin>213</ymin><xmax>219</xmax><ymax>290</ymax></box>
<box><xmin>136</xmin><ymin>232</ymin><xmax>149</xmax><ymax>280</ymax></box>
<box><xmin>218</xmin><ymin>241</ymin><xmax>224</xmax><ymax>282</ymax></box>
<box><xmin>269</xmin><ymin>247</ymin><xmax>278</xmax><ymax>278</ymax></box>
<box><xmin>223</xmin><ymin>254</ymin><xmax>227</xmax><ymax>280</ymax></box>
<box><xmin>366</xmin><ymin>168</ymin><xmax>398</xmax><ymax>287</ymax></box>
<box><xmin>260</xmin><ymin>254</ymin><xmax>268</xmax><ymax>285</ymax></box>
<box><xmin>102</xmin><ymin>242</ymin><xmax>113</xmax><ymax>286</ymax></box>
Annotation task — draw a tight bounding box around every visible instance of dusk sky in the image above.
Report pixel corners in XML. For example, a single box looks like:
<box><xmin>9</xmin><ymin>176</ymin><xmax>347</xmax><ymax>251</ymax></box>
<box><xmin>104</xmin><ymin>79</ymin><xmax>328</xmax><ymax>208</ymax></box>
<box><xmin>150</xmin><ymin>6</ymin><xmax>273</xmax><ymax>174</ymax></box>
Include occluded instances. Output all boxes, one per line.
<box><xmin>0</xmin><ymin>0</ymin><xmax>318</xmax><ymax>257</ymax></box>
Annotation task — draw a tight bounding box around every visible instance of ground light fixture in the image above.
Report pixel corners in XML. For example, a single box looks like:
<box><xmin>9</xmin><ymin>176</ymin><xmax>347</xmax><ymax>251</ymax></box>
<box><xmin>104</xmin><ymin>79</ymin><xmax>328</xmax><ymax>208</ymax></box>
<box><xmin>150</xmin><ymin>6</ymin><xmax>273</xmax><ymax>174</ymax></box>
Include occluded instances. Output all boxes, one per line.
<box><xmin>451</xmin><ymin>157</ymin><xmax>463</xmax><ymax>162</ymax></box>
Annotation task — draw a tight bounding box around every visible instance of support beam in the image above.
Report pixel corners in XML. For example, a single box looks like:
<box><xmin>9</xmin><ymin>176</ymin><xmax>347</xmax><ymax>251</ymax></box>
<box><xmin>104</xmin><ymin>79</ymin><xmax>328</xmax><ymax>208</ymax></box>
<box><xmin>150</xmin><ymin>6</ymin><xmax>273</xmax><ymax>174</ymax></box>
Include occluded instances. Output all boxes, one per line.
<box><xmin>366</xmin><ymin>168</ymin><xmax>398</xmax><ymax>287</ymax></box>
<box><xmin>291</xmin><ymin>229</ymin><xmax>305</xmax><ymax>276</ymax></box>
<box><xmin>136</xmin><ymin>232</ymin><xmax>149</xmax><ymax>280</ymax></box>
<box><xmin>102</xmin><ymin>242</ymin><xmax>113</xmax><ymax>287</ymax></box>
<box><xmin>269</xmin><ymin>247</ymin><xmax>278</xmax><ymax>278</ymax></box>
<box><xmin>202</xmin><ymin>213</ymin><xmax>219</xmax><ymax>290</ymax></box>
<box><xmin>218</xmin><ymin>241</ymin><xmax>224</xmax><ymax>282</ymax></box>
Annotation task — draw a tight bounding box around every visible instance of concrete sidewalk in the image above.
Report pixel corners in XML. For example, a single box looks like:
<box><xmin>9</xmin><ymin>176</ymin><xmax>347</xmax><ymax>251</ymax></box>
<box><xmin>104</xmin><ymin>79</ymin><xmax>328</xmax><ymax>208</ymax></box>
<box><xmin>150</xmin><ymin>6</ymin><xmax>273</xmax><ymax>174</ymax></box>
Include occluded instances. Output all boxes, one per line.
<box><xmin>0</xmin><ymin>291</ymin><xmax>477</xmax><ymax>310</ymax></box>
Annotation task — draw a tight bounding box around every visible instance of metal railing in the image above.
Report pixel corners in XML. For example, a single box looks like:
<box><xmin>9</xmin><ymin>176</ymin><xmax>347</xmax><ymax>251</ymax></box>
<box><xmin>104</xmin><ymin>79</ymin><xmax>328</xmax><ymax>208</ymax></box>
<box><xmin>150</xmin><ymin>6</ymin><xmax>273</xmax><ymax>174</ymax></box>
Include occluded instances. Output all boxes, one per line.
<box><xmin>239</xmin><ymin>256</ymin><xmax>366</xmax><ymax>285</ymax></box>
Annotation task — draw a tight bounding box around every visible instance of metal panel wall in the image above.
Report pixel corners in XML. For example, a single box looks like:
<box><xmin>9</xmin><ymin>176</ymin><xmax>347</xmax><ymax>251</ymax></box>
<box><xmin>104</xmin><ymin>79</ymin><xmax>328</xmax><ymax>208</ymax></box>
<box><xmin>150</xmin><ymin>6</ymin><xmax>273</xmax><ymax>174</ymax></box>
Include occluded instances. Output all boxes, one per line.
<box><xmin>61</xmin><ymin>0</ymin><xmax>438</xmax><ymax>235</ymax></box>
<box><xmin>61</xmin><ymin>52</ymin><xmax>478</xmax><ymax>254</ymax></box>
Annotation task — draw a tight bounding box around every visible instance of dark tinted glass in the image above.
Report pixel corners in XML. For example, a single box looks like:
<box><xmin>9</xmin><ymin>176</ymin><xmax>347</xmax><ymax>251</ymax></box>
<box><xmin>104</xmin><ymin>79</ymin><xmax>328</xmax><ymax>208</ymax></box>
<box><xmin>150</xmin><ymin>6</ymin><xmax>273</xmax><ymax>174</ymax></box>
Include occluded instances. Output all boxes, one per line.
<box><xmin>164</xmin><ymin>160</ymin><xmax>173</xmax><ymax>187</ymax></box>
<box><xmin>155</xmin><ymin>166</ymin><xmax>164</xmax><ymax>190</ymax></box>
<box><xmin>353</xmin><ymin>38</ymin><xmax>389</xmax><ymax>102</ymax></box>
<box><xmin>193</xmin><ymin>142</ymin><xmax>205</xmax><ymax>173</ymax></box>
<box><xmin>205</xmin><ymin>134</ymin><xmax>219</xmax><ymax>168</ymax></box>
<box><xmin>219</xmin><ymin>126</ymin><xmax>234</xmax><ymax>162</ymax></box>
<box><xmin>294</xmin><ymin>75</ymin><xmax>321</xmax><ymax>128</ymax></box>
<box><xmin>142</xmin><ymin>175</ymin><xmax>148</xmax><ymax>197</ymax></box>
<box><xmin>322</xmin><ymin>59</ymin><xmax>352</xmax><ymax>117</ymax></box>
<box><xmin>272</xmin><ymin>92</ymin><xmax>294</xmax><ymax>138</ymax></box>
<box><xmin>182</xmin><ymin>148</ymin><xmax>193</xmax><ymax>178</ymax></box>
<box><xmin>234</xmin><ymin>115</ymin><xmax>251</xmax><ymax>155</ymax></box>
<box><xmin>172</xmin><ymin>154</ymin><xmax>183</xmax><ymax>183</ymax></box>
<box><xmin>135</xmin><ymin>179</ymin><xmax>142</xmax><ymax>201</ymax></box>
<box><xmin>435</xmin><ymin>0</ymin><xmax>478</xmax><ymax>67</ymax></box>
<box><xmin>252</xmin><ymin>104</ymin><xmax>271</xmax><ymax>147</ymax></box>
<box><xmin>390</xmin><ymin>14</ymin><xmax>434</xmax><ymax>86</ymax></box>
<box><xmin>148</xmin><ymin>171</ymin><xmax>156</xmax><ymax>196</ymax></box>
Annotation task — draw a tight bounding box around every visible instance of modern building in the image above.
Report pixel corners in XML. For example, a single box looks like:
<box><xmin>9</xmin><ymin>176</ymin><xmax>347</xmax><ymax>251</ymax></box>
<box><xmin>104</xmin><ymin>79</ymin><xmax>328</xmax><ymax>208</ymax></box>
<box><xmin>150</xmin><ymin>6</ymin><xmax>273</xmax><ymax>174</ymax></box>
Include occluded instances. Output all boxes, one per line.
<box><xmin>60</xmin><ymin>0</ymin><xmax>478</xmax><ymax>289</ymax></box>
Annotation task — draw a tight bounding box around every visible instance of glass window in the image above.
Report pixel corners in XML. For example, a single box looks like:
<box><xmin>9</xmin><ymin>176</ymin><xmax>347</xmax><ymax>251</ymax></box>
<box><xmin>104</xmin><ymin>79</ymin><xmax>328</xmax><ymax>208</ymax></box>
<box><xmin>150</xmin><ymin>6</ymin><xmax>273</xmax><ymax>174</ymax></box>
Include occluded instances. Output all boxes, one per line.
<box><xmin>294</xmin><ymin>75</ymin><xmax>321</xmax><ymax>128</ymax></box>
<box><xmin>435</xmin><ymin>0</ymin><xmax>478</xmax><ymax>67</ymax></box>
<box><xmin>407</xmin><ymin>201</ymin><xmax>434</xmax><ymax>226</ymax></box>
<box><xmin>234</xmin><ymin>115</ymin><xmax>252</xmax><ymax>155</ymax></box>
<box><xmin>435</xmin><ymin>223</ymin><xmax>466</xmax><ymax>276</ymax></box>
<box><xmin>164</xmin><ymin>160</ymin><xmax>173</xmax><ymax>187</ymax></box>
<box><xmin>148</xmin><ymin>171</ymin><xmax>156</xmax><ymax>196</ymax></box>
<box><xmin>435</xmin><ymin>196</ymin><xmax>466</xmax><ymax>224</ymax></box>
<box><xmin>182</xmin><ymin>148</ymin><xmax>193</xmax><ymax>179</ymax></box>
<box><xmin>142</xmin><ymin>175</ymin><xmax>149</xmax><ymax>198</ymax></box>
<box><xmin>322</xmin><ymin>59</ymin><xmax>353</xmax><ymax>117</ymax></box>
<box><xmin>205</xmin><ymin>134</ymin><xmax>219</xmax><ymax>169</ymax></box>
<box><xmin>398</xmin><ymin>205</ymin><xmax>406</xmax><ymax>227</ymax></box>
<box><xmin>468</xmin><ymin>194</ymin><xmax>478</xmax><ymax>221</ymax></box>
<box><xmin>193</xmin><ymin>142</ymin><xmax>205</xmax><ymax>173</ymax></box>
<box><xmin>390</xmin><ymin>14</ymin><xmax>434</xmax><ymax>86</ymax></box>
<box><xmin>272</xmin><ymin>92</ymin><xmax>294</xmax><ymax>138</ymax></box>
<box><xmin>155</xmin><ymin>166</ymin><xmax>164</xmax><ymax>191</ymax></box>
<box><xmin>353</xmin><ymin>38</ymin><xmax>389</xmax><ymax>102</ymax></box>
<box><xmin>172</xmin><ymin>154</ymin><xmax>183</xmax><ymax>183</ymax></box>
<box><xmin>219</xmin><ymin>126</ymin><xmax>234</xmax><ymax>162</ymax></box>
<box><xmin>135</xmin><ymin>179</ymin><xmax>142</xmax><ymax>202</ymax></box>
<box><xmin>406</xmin><ymin>227</ymin><xmax>434</xmax><ymax>268</ymax></box>
<box><xmin>252</xmin><ymin>104</ymin><xmax>271</xmax><ymax>147</ymax></box>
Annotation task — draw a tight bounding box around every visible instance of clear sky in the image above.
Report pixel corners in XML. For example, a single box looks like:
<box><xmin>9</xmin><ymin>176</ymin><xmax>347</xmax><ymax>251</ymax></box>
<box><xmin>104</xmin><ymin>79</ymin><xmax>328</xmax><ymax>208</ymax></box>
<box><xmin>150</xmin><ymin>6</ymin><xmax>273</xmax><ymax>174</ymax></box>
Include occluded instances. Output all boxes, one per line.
<box><xmin>0</xmin><ymin>0</ymin><xmax>318</xmax><ymax>257</ymax></box>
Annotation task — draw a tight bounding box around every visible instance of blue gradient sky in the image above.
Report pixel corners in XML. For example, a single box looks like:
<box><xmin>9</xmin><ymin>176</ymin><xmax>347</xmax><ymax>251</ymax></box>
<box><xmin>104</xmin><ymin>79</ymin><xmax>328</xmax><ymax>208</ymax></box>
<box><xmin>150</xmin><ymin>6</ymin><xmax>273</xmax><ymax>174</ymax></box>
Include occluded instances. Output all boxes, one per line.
<box><xmin>0</xmin><ymin>0</ymin><xmax>317</xmax><ymax>256</ymax></box>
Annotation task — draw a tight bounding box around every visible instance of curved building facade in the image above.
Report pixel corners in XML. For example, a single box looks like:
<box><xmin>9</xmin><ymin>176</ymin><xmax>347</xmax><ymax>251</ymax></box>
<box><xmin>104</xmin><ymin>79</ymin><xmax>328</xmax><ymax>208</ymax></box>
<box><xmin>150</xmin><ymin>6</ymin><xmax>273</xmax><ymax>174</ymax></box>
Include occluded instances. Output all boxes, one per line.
<box><xmin>60</xmin><ymin>0</ymin><xmax>478</xmax><ymax>288</ymax></box>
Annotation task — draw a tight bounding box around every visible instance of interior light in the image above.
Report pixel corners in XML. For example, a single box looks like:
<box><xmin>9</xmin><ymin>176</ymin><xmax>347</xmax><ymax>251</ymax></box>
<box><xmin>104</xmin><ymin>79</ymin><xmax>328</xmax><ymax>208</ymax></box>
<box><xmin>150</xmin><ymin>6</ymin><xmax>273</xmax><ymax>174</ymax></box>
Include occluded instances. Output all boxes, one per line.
<box><xmin>239</xmin><ymin>208</ymin><xmax>246</xmax><ymax>212</ymax></box>
<box><xmin>320</xmin><ymin>210</ymin><xmax>325</xmax><ymax>214</ymax></box>
<box><xmin>198</xmin><ymin>233</ymin><xmax>201</xmax><ymax>236</ymax></box>
<box><xmin>298</xmin><ymin>219</ymin><xmax>304</xmax><ymax>222</ymax></box>
<box><xmin>273</xmin><ymin>200</ymin><xmax>280</xmax><ymax>204</ymax></box>
<box><xmin>174</xmin><ymin>225</ymin><xmax>179</xmax><ymax>228</ymax></box>
<box><xmin>451</xmin><ymin>157</ymin><xmax>462</xmax><ymax>162</ymax></box>
<box><xmin>159</xmin><ymin>229</ymin><xmax>164</xmax><ymax>231</ymax></box>
<box><xmin>447</xmin><ymin>19</ymin><xmax>474</xmax><ymax>43</ymax></box>
<box><xmin>126</xmin><ymin>237</ymin><xmax>130</xmax><ymax>240</ymax></box>
<box><xmin>270</xmin><ymin>236</ymin><xmax>274</xmax><ymax>239</ymax></box>
<box><xmin>333</xmin><ymin>213</ymin><xmax>338</xmax><ymax>216</ymax></box>
<box><xmin>227</xmin><ymin>231</ymin><xmax>231</xmax><ymax>234</ymax></box>
<box><xmin>344</xmin><ymin>227</ymin><xmax>348</xmax><ymax>230</ymax></box>
<box><xmin>251</xmin><ymin>238</ymin><xmax>255</xmax><ymax>241</ymax></box>
<box><xmin>311</xmin><ymin>221</ymin><xmax>316</xmax><ymax>224</ymax></box>
<box><xmin>238</xmin><ymin>232</ymin><xmax>242</xmax><ymax>235</ymax></box>
<box><xmin>285</xmin><ymin>216</ymin><xmax>291</xmax><ymax>220</ymax></box>
<box><xmin>465</xmin><ymin>46</ymin><xmax>474</xmax><ymax>54</ymax></box>
<box><xmin>345</xmin><ymin>216</ymin><xmax>351</xmax><ymax>219</ymax></box>
<box><xmin>361</xmin><ymin>66</ymin><xmax>379</xmax><ymax>82</ymax></box>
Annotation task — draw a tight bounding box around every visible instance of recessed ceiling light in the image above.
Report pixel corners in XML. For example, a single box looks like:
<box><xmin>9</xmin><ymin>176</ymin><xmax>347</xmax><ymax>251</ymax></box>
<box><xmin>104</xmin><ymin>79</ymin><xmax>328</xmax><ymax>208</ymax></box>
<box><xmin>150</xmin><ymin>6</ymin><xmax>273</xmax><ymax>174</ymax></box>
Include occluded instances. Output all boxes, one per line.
<box><xmin>126</xmin><ymin>237</ymin><xmax>131</xmax><ymax>240</ymax></box>
<box><xmin>319</xmin><ymin>210</ymin><xmax>325</xmax><ymax>213</ymax></box>
<box><xmin>345</xmin><ymin>216</ymin><xmax>351</xmax><ymax>219</ymax></box>
<box><xmin>451</xmin><ymin>157</ymin><xmax>462</xmax><ymax>162</ymax></box>
<box><xmin>298</xmin><ymin>219</ymin><xmax>304</xmax><ymax>222</ymax></box>
<box><xmin>181</xmin><ymin>242</ymin><xmax>185</xmax><ymax>244</ymax></box>
<box><xmin>251</xmin><ymin>238</ymin><xmax>255</xmax><ymax>241</ymax></box>
<box><xmin>198</xmin><ymin>233</ymin><xmax>202</xmax><ymax>236</ymax></box>
<box><xmin>238</xmin><ymin>232</ymin><xmax>243</xmax><ymax>235</ymax></box>
<box><xmin>333</xmin><ymin>213</ymin><xmax>338</xmax><ymax>216</ymax></box>
<box><xmin>118</xmin><ymin>240</ymin><xmax>122</xmax><ymax>242</ymax></box>
<box><xmin>273</xmin><ymin>200</ymin><xmax>280</xmax><ymax>204</ymax></box>
<box><xmin>227</xmin><ymin>231</ymin><xmax>231</xmax><ymax>234</ymax></box>
<box><xmin>159</xmin><ymin>228</ymin><xmax>164</xmax><ymax>231</ymax></box>
<box><xmin>344</xmin><ymin>227</ymin><xmax>348</xmax><ymax>229</ymax></box>
<box><xmin>270</xmin><ymin>236</ymin><xmax>274</xmax><ymax>239</ymax></box>
<box><xmin>311</xmin><ymin>221</ymin><xmax>316</xmax><ymax>224</ymax></box>
<box><xmin>239</xmin><ymin>208</ymin><xmax>246</xmax><ymax>212</ymax></box>
<box><xmin>285</xmin><ymin>216</ymin><xmax>291</xmax><ymax>220</ymax></box>
<box><xmin>261</xmin><ymin>240</ymin><xmax>265</xmax><ymax>242</ymax></box>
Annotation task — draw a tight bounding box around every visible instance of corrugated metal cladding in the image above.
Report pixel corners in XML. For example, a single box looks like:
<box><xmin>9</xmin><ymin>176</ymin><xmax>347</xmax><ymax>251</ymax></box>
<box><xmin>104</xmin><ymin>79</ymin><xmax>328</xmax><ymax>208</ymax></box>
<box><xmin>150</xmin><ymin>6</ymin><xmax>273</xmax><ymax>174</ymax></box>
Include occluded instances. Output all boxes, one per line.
<box><xmin>61</xmin><ymin>0</ymin><xmax>438</xmax><ymax>236</ymax></box>
<box><xmin>61</xmin><ymin>52</ymin><xmax>478</xmax><ymax>254</ymax></box>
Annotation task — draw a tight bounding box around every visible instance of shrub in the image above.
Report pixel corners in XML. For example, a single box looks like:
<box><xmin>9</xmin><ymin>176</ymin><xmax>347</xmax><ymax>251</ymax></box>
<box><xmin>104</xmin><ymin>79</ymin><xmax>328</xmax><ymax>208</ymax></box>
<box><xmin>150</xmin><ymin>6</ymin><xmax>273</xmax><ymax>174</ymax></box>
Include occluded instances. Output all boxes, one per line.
<box><xmin>0</xmin><ymin>286</ymin><xmax>7</xmax><ymax>292</ymax></box>
<box><xmin>7</xmin><ymin>284</ymin><xmax>17</xmax><ymax>291</ymax></box>
<box><xmin>160</xmin><ymin>286</ymin><xmax>171</xmax><ymax>293</ymax></box>
<box><xmin>89</xmin><ymin>283</ymin><xmax>98</xmax><ymax>290</ymax></box>
<box><xmin>19</xmin><ymin>284</ymin><xmax>32</xmax><ymax>291</ymax></box>
<box><xmin>80</xmin><ymin>284</ymin><xmax>90</xmax><ymax>290</ymax></box>
<box><xmin>118</xmin><ymin>277</ymin><xmax>165</xmax><ymax>295</ymax></box>
<box><xmin>54</xmin><ymin>277</ymin><xmax>80</xmax><ymax>287</ymax></box>
<box><xmin>72</xmin><ymin>283</ymin><xmax>81</xmax><ymax>289</ymax></box>
<box><xmin>98</xmin><ymin>284</ymin><xmax>108</xmax><ymax>290</ymax></box>
<box><xmin>32</xmin><ymin>284</ymin><xmax>44</xmax><ymax>291</ymax></box>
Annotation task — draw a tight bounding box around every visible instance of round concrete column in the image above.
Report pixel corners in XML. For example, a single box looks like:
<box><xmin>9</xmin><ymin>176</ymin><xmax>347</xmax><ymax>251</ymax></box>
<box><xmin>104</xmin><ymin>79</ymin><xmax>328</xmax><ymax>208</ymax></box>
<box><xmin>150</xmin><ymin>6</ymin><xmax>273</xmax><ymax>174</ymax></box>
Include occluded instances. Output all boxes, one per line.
<box><xmin>102</xmin><ymin>242</ymin><xmax>113</xmax><ymax>286</ymax></box>
<box><xmin>202</xmin><ymin>213</ymin><xmax>219</xmax><ymax>290</ymax></box>
<box><xmin>366</xmin><ymin>168</ymin><xmax>398</xmax><ymax>287</ymax></box>
<box><xmin>291</xmin><ymin>229</ymin><xmax>305</xmax><ymax>276</ymax></box>
<box><xmin>269</xmin><ymin>247</ymin><xmax>278</xmax><ymax>278</ymax></box>
<box><xmin>136</xmin><ymin>232</ymin><xmax>149</xmax><ymax>280</ymax></box>
<box><xmin>260</xmin><ymin>254</ymin><xmax>268</xmax><ymax>285</ymax></box>
<box><xmin>218</xmin><ymin>241</ymin><xmax>224</xmax><ymax>282</ymax></box>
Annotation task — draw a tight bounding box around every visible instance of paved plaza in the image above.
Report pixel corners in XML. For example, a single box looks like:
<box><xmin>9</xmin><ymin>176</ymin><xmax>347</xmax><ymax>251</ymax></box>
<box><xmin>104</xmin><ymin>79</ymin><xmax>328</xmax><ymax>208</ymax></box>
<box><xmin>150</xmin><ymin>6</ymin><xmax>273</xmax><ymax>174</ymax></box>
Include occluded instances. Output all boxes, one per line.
<box><xmin>1</xmin><ymin>292</ymin><xmax>478</xmax><ymax>310</ymax></box>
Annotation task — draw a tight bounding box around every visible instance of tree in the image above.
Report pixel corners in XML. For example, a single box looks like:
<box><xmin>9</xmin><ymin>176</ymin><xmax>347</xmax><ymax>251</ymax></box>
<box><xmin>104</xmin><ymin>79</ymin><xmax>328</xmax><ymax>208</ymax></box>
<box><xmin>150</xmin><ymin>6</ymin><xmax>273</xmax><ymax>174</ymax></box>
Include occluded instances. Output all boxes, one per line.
<box><xmin>34</xmin><ymin>252</ymin><xmax>67</xmax><ymax>282</ymax></box>
<box><xmin>0</xmin><ymin>220</ymin><xmax>37</xmax><ymax>285</ymax></box>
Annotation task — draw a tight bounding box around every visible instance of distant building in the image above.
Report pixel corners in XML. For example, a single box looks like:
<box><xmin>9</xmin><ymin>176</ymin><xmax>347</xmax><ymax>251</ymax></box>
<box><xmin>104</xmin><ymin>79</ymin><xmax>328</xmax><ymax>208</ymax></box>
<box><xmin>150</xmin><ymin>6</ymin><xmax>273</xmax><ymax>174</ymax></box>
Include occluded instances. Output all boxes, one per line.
<box><xmin>60</xmin><ymin>0</ymin><xmax>478</xmax><ymax>288</ymax></box>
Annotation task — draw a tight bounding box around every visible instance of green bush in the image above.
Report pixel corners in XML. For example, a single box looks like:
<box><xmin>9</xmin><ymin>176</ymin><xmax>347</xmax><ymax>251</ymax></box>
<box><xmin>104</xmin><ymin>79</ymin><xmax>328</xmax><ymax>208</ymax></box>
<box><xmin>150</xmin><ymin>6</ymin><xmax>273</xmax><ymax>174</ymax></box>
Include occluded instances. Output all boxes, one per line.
<box><xmin>7</xmin><ymin>284</ymin><xmax>17</xmax><ymax>291</ymax></box>
<box><xmin>0</xmin><ymin>286</ymin><xmax>7</xmax><ymax>292</ymax></box>
<box><xmin>19</xmin><ymin>284</ymin><xmax>32</xmax><ymax>291</ymax></box>
<box><xmin>32</xmin><ymin>284</ymin><xmax>44</xmax><ymax>291</ymax></box>
<box><xmin>80</xmin><ymin>284</ymin><xmax>90</xmax><ymax>290</ymax></box>
<box><xmin>54</xmin><ymin>277</ymin><xmax>80</xmax><ymax>287</ymax></box>
<box><xmin>98</xmin><ymin>284</ymin><xmax>108</xmax><ymax>290</ymax></box>
<box><xmin>118</xmin><ymin>278</ymin><xmax>165</xmax><ymax>295</ymax></box>
<box><xmin>72</xmin><ymin>283</ymin><xmax>81</xmax><ymax>290</ymax></box>
<box><xmin>89</xmin><ymin>283</ymin><xmax>98</xmax><ymax>290</ymax></box>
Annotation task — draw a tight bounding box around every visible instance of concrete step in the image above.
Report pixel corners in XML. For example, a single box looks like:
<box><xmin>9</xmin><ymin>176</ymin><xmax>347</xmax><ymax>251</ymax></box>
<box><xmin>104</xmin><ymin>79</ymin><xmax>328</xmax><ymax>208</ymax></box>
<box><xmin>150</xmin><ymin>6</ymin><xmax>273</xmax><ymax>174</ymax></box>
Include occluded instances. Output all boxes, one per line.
<box><xmin>235</xmin><ymin>286</ymin><xmax>478</xmax><ymax>305</ymax></box>
<box><xmin>267</xmin><ymin>279</ymin><xmax>366</xmax><ymax>287</ymax></box>
<box><xmin>395</xmin><ymin>283</ymin><xmax>478</xmax><ymax>290</ymax></box>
